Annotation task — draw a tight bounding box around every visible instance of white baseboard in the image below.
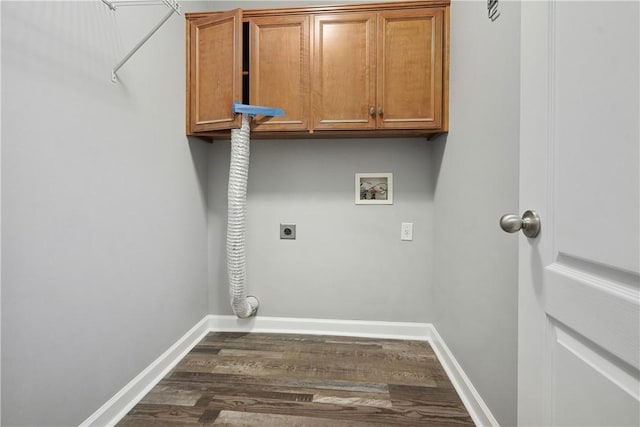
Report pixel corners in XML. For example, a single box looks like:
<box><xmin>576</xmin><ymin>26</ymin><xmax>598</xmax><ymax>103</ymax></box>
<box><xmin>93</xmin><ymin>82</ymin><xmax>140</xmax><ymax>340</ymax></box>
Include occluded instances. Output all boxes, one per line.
<box><xmin>79</xmin><ymin>316</ymin><xmax>211</xmax><ymax>427</ymax></box>
<box><xmin>81</xmin><ymin>315</ymin><xmax>498</xmax><ymax>427</ymax></box>
<box><xmin>426</xmin><ymin>326</ymin><xmax>500</xmax><ymax>427</ymax></box>
<box><xmin>207</xmin><ymin>315</ymin><xmax>433</xmax><ymax>341</ymax></box>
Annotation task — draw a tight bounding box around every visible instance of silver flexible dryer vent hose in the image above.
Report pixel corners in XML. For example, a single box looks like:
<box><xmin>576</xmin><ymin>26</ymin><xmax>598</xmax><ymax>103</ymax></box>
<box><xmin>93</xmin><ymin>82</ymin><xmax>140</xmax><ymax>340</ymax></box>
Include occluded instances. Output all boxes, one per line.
<box><xmin>227</xmin><ymin>115</ymin><xmax>259</xmax><ymax>318</ymax></box>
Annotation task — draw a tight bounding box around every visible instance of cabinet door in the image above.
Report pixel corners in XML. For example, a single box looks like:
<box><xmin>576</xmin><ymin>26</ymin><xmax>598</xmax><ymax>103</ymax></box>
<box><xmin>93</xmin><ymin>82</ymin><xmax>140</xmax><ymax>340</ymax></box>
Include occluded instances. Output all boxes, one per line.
<box><xmin>312</xmin><ymin>13</ymin><xmax>376</xmax><ymax>130</ymax></box>
<box><xmin>250</xmin><ymin>16</ymin><xmax>310</xmax><ymax>132</ymax></box>
<box><xmin>377</xmin><ymin>9</ymin><xmax>444</xmax><ymax>129</ymax></box>
<box><xmin>187</xmin><ymin>9</ymin><xmax>242</xmax><ymax>133</ymax></box>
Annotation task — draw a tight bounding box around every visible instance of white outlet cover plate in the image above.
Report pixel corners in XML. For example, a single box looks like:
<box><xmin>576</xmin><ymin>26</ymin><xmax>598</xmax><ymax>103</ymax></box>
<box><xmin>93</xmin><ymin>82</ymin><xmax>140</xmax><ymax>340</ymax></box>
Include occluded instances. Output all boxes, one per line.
<box><xmin>401</xmin><ymin>223</ymin><xmax>413</xmax><ymax>241</ymax></box>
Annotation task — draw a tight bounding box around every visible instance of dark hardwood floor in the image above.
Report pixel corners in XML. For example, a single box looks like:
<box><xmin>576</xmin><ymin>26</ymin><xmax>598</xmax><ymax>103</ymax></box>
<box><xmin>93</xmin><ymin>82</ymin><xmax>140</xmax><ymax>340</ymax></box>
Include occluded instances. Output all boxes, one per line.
<box><xmin>117</xmin><ymin>332</ymin><xmax>475</xmax><ymax>426</ymax></box>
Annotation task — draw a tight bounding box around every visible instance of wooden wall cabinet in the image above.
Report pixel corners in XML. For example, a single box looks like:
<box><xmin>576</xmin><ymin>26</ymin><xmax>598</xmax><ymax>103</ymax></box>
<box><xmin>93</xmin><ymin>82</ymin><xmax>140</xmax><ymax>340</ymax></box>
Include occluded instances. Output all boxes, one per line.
<box><xmin>312</xmin><ymin>12</ymin><xmax>376</xmax><ymax>130</ymax></box>
<box><xmin>186</xmin><ymin>1</ymin><xmax>450</xmax><ymax>139</ymax></box>
<box><xmin>376</xmin><ymin>9</ymin><xmax>444</xmax><ymax>130</ymax></box>
<box><xmin>187</xmin><ymin>9</ymin><xmax>242</xmax><ymax>133</ymax></box>
<box><xmin>313</xmin><ymin>8</ymin><xmax>444</xmax><ymax>131</ymax></box>
<box><xmin>250</xmin><ymin>15</ymin><xmax>310</xmax><ymax>132</ymax></box>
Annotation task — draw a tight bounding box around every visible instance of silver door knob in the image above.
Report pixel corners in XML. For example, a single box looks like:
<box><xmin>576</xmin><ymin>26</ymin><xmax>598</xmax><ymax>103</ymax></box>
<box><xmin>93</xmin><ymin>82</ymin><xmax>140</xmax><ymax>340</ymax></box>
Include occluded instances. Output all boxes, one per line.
<box><xmin>500</xmin><ymin>210</ymin><xmax>541</xmax><ymax>238</ymax></box>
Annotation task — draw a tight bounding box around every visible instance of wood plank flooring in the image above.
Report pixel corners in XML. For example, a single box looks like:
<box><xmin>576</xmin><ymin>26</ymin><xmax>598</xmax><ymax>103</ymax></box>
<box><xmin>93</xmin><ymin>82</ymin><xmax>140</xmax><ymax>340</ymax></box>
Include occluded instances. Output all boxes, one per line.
<box><xmin>117</xmin><ymin>332</ymin><xmax>475</xmax><ymax>426</ymax></box>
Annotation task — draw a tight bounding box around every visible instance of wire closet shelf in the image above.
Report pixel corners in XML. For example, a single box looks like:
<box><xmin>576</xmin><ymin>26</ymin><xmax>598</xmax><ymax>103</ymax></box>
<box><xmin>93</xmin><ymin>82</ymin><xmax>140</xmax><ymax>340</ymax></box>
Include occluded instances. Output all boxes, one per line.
<box><xmin>100</xmin><ymin>0</ymin><xmax>181</xmax><ymax>82</ymax></box>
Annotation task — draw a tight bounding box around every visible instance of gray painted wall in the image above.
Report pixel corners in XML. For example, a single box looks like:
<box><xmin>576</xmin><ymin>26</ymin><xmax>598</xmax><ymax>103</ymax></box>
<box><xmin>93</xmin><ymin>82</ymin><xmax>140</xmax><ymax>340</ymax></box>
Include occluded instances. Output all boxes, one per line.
<box><xmin>208</xmin><ymin>138</ymin><xmax>435</xmax><ymax>321</ymax></box>
<box><xmin>1</xmin><ymin>2</ymin><xmax>210</xmax><ymax>425</ymax></box>
<box><xmin>432</xmin><ymin>1</ymin><xmax>520</xmax><ymax>425</ymax></box>
<box><xmin>1</xmin><ymin>0</ymin><xmax>520</xmax><ymax>425</ymax></box>
<box><xmin>205</xmin><ymin>0</ymin><xmax>436</xmax><ymax>323</ymax></box>
<box><xmin>204</xmin><ymin>0</ymin><xmax>520</xmax><ymax>424</ymax></box>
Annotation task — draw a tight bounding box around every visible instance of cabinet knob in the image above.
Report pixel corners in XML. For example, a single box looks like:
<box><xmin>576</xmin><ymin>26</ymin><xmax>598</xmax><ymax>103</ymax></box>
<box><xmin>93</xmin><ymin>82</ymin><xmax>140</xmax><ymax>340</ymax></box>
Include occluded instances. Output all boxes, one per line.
<box><xmin>369</xmin><ymin>107</ymin><xmax>375</xmax><ymax>117</ymax></box>
<box><xmin>378</xmin><ymin>107</ymin><xmax>384</xmax><ymax>115</ymax></box>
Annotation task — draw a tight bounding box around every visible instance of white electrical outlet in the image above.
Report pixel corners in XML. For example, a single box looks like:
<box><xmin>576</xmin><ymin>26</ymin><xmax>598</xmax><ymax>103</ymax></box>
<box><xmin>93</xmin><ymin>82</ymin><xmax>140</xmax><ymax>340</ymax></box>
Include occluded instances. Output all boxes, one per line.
<box><xmin>401</xmin><ymin>222</ymin><xmax>413</xmax><ymax>241</ymax></box>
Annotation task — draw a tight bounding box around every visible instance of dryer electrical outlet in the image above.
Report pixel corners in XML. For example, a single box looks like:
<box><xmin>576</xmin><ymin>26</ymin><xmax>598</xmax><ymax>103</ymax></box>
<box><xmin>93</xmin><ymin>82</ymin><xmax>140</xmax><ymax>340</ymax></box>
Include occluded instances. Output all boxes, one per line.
<box><xmin>280</xmin><ymin>224</ymin><xmax>296</xmax><ymax>240</ymax></box>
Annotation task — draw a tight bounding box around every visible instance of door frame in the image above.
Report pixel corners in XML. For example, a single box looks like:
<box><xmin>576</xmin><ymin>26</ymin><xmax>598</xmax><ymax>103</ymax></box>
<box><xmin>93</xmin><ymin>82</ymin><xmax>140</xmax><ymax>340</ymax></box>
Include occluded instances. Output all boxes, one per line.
<box><xmin>518</xmin><ymin>0</ymin><xmax>555</xmax><ymax>424</ymax></box>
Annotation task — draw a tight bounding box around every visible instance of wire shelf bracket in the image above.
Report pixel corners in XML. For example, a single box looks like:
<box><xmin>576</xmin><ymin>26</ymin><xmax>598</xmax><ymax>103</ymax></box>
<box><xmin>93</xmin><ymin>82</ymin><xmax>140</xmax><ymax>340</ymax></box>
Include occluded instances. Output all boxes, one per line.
<box><xmin>101</xmin><ymin>0</ymin><xmax>181</xmax><ymax>82</ymax></box>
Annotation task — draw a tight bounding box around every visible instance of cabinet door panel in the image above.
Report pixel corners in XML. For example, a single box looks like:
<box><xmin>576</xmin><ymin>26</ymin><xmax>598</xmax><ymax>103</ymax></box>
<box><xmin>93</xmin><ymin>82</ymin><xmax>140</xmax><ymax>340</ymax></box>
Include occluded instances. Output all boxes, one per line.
<box><xmin>377</xmin><ymin>9</ymin><xmax>443</xmax><ymax>129</ymax></box>
<box><xmin>250</xmin><ymin>16</ymin><xmax>310</xmax><ymax>132</ymax></box>
<box><xmin>188</xmin><ymin>9</ymin><xmax>242</xmax><ymax>133</ymax></box>
<box><xmin>313</xmin><ymin>13</ymin><xmax>376</xmax><ymax>130</ymax></box>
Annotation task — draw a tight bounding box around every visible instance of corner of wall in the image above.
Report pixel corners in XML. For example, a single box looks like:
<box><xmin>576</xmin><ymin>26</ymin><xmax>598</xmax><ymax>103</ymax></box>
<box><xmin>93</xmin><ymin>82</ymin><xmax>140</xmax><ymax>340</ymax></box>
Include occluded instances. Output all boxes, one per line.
<box><xmin>431</xmin><ymin>1</ymin><xmax>521</xmax><ymax>425</ymax></box>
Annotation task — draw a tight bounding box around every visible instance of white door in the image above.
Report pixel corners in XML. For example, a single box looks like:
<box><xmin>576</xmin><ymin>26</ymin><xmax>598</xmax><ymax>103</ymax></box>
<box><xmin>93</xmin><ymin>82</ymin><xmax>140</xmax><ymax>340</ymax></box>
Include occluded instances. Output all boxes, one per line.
<box><xmin>516</xmin><ymin>1</ymin><xmax>639</xmax><ymax>426</ymax></box>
